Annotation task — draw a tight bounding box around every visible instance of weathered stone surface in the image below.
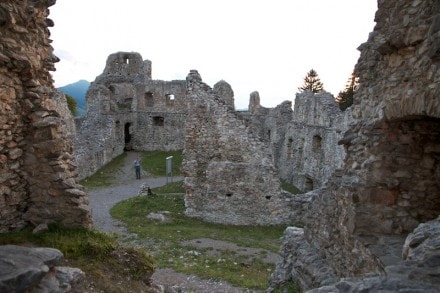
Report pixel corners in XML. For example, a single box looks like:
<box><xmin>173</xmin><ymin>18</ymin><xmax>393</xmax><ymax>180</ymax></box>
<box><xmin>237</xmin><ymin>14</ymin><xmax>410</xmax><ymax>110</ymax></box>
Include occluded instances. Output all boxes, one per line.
<box><xmin>182</xmin><ymin>71</ymin><xmax>295</xmax><ymax>225</ymax></box>
<box><xmin>274</xmin><ymin>0</ymin><xmax>440</xmax><ymax>291</ymax></box>
<box><xmin>239</xmin><ymin>91</ymin><xmax>348</xmax><ymax>193</ymax></box>
<box><xmin>282</xmin><ymin>92</ymin><xmax>348</xmax><ymax>191</ymax></box>
<box><xmin>307</xmin><ymin>218</ymin><xmax>440</xmax><ymax>293</ymax></box>
<box><xmin>0</xmin><ymin>245</ymin><xmax>83</xmax><ymax>292</ymax></box>
<box><xmin>269</xmin><ymin>227</ymin><xmax>337</xmax><ymax>291</ymax></box>
<box><xmin>0</xmin><ymin>0</ymin><xmax>91</xmax><ymax>232</ymax></box>
<box><xmin>74</xmin><ymin>52</ymin><xmax>187</xmax><ymax>179</ymax></box>
<box><xmin>403</xmin><ymin>216</ymin><xmax>440</xmax><ymax>262</ymax></box>
<box><xmin>213</xmin><ymin>80</ymin><xmax>235</xmax><ymax>110</ymax></box>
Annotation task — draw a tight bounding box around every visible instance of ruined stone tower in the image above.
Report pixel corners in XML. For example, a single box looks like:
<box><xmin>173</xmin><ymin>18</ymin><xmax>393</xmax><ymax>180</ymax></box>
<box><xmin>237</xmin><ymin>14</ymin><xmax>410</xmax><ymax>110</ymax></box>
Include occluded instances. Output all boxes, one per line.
<box><xmin>74</xmin><ymin>52</ymin><xmax>187</xmax><ymax>179</ymax></box>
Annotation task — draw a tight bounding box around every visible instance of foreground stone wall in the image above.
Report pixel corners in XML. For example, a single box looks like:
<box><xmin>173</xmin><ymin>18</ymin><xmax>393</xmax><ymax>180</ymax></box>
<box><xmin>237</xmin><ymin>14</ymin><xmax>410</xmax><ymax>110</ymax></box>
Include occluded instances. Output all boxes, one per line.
<box><xmin>0</xmin><ymin>0</ymin><xmax>91</xmax><ymax>232</ymax></box>
<box><xmin>271</xmin><ymin>0</ymin><xmax>440</xmax><ymax>290</ymax></box>
<box><xmin>0</xmin><ymin>245</ymin><xmax>84</xmax><ymax>291</ymax></box>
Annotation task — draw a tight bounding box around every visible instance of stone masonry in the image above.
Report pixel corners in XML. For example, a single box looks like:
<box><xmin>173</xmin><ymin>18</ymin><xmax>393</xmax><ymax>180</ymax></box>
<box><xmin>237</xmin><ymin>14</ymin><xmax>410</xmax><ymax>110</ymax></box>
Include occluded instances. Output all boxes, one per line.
<box><xmin>239</xmin><ymin>91</ymin><xmax>348</xmax><ymax>192</ymax></box>
<box><xmin>75</xmin><ymin>51</ymin><xmax>346</xmax><ymax>225</ymax></box>
<box><xmin>182</xmin><ymin>70</ymin><xmax>297</xmax><ymax>225</ymax></box>
<box><xmin>282</xmin><ymin>92</ymin><xmax>349</xmax><ymax>191</ymax></box>
<box><xmin>270</xmin><ymin>0</ymin><xmax>440</xmax><ymax>290</ymax></box>
<box><xmin>77</xmin><ymin>52</ymin><xmax>347</xmax><ymax>194</ymax></box>
<box><xmin>0</xmin><ymin>0</ymin><xmax>91</xmax><ymax>232</ymax></box>
<box><xmin>74</xmin><ymin>52</ymin><xmax>187</xmax><ymax>179</ymax></box>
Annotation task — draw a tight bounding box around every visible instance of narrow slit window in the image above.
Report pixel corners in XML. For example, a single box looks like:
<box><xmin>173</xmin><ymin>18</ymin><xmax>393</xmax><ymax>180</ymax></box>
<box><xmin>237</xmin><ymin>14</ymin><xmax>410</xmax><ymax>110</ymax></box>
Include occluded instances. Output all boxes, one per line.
<box><xmin>287</xmin><ymin>138</ymin><xmax>293</xmax><ymax>159</ymax></box>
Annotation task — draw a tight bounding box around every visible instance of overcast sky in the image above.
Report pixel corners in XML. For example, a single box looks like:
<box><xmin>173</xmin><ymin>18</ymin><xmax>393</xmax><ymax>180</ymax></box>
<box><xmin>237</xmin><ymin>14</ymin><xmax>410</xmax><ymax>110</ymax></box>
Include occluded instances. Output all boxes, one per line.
<box><xmin>49</xmin><ymin>0</ymin><xmax>377</xmax><ymax>110</ymax></box>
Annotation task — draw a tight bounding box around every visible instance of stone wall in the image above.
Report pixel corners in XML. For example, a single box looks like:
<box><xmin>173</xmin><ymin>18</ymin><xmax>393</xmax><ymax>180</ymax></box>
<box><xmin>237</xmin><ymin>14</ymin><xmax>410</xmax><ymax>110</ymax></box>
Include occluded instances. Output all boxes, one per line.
<box><xmin>76</xmin><ymin>51</ymin><xmax>348</xmax><ymax>193</ymax></box>
<box><xmin>182</xmin><ymin>71</ymin><xmax>302</xmax><ymax>225</ymax></box>
<box><xmin>280</xmin><ymin>92</ymin><xmax>349</xmax><ymax>191</ymax></box>
<box><xmin>239</xmin><ymin>91</ymin><xmax>348</xmax><ymax>192</ymax></box>
<box><xmin>271</xmin><ymin>0</ymin><xmax>440</xmax><ymax>290</ymax></box>
<box><xmin>0</xmin><ymin>0</ymin><xmax>91</xmax><ymax>232</ymax></box>
<box><xmin>74</xmin><ymin>52</ymin><xmax>187</xmax><ymax>179</ymax></box>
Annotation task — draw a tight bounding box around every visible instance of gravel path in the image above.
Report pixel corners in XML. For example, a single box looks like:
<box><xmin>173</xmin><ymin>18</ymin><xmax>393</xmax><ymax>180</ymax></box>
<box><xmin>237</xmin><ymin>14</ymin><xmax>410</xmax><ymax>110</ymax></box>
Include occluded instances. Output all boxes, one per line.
<box><xmin>88</xmin><ymin>176</ymin><xmax>181</xmax><ymax>233</ymax></box>
<box><xmin>87</xmin><ymin>152</ymin><xmax>267</xmax><ymax>292</ymax></box>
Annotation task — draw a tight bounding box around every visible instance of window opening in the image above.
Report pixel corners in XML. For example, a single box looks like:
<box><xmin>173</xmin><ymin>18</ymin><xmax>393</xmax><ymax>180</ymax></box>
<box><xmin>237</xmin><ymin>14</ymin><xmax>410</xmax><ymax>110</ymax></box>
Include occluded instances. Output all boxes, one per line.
<box><xmin>287</xmin><ymin>138</ymin><xmax>293</xmax><ymax>159</ymax></box>
<box><xmin>166</xmin><ymin>94</ymin><xmax>175</xmax><ymax>106</ymax></box>
<box><xmin>312</xmin><ymin>135</ymin><xmax>322</xmax><ymax>152</ymax></box>
<box><xmin>145</xmin><ymin>92</ymin><xmax>154</xmax><ymax>107</ymax></box>
<box><xmin>153</xmin><ymin>116</ymin><xmax>164</xmax><ymax>126</ymax></box>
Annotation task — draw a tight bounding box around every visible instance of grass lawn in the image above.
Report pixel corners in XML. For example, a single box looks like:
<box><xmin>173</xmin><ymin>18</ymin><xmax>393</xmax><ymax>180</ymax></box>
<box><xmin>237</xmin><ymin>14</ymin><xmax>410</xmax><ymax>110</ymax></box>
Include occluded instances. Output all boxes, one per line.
<box><xmin>77</xmin><ymin>150</ymin><xmax>298</xmax><ymax>291</ymax></box>
<box><xmin>80</xmin><ymin>152</ymin><xmax>127</xmax><ymax>188</ymax></box>
<box><xmin>111</xmin><ymin>181</ymin><xmax>289</xmax><ymax>290</ymax></box>
<box><xmin>141</xmin><ymin>150</ymin><xmax>183</xmax><ymax>177</ymax></box>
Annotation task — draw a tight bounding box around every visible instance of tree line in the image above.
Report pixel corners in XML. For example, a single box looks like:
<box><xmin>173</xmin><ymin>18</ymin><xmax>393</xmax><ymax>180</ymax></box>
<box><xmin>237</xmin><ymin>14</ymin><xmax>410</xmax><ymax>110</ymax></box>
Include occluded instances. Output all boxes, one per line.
<box><xmin>297</xmin><ymin>69</ymin><xmax>357</xmax><ymax>111</ymax></box>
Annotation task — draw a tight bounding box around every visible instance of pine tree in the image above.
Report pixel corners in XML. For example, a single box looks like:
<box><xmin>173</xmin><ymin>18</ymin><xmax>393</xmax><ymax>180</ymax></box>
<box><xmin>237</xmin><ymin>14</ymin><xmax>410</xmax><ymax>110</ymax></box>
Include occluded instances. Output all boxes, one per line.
<box><xmin>298</xmin><ymin>69</ymin><xmax>324</xmax><ymax>93</ymax></box>
<box><xmin>336</xmin><ymin>73</ymin><xmax>358</xmax><ymax>111</ymax></box>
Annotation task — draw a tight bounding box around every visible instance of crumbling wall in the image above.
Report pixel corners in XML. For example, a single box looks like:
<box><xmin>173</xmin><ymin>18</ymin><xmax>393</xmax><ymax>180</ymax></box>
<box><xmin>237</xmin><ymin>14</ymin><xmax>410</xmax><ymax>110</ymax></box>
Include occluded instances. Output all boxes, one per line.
<box><xmin>240</xmin><ymin>91</ymin><xmax>348</xmax><ymax>193</ymax></box>
<box><xmin>0</xmin><ymin>0</ymin><xmax>91</xmax><ymax>232</ymax></box>
<box><xmin>182</xmin><ymin>71</ymin><xmax>300</xmax><ymax>225</ymax></box>
<box><xmin>280</xmin><ymin>92</ymin><xmax>348</xmax><ymax>191</ymax></box>
<box><xmin>74</xmin><ymin>52</ymin><xmax>187</xmax><ymax>179</ymax></box>
<box><xmin>271</xmin><ymin>0</ymin><xmax>440</xmax><ymax>290</ymax></box>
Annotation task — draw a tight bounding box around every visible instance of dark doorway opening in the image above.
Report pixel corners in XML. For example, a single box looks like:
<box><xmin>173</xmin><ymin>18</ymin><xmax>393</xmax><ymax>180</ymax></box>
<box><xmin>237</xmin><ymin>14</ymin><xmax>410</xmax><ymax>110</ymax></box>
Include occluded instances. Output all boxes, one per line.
<box><xmin>124</xmin><ymin>122</ymin><xmax>132</xmax><ymax>150</ymax></box>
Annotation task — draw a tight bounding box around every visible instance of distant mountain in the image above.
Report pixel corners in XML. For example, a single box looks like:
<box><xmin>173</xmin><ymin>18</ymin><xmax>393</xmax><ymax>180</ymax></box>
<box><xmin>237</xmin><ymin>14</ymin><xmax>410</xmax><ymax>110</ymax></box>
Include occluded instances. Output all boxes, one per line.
<box><xmin>57</xmin><ymin>80</ymin><xmax>90</xmax><ymax>116</ymax></box>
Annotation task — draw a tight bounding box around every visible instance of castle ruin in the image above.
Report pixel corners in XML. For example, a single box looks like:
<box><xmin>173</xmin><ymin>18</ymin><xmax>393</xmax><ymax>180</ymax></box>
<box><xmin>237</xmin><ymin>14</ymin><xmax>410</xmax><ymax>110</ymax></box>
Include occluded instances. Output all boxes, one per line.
<box><xmin>74</xmin><ymin>52</ymin><xmax>187</xmax><ymax>179</ymax></box>
<box><xmin>74</xmin><ymin>52</ymin><xmax>348</xmax><ymax>225</ymax></box>
<box><xmin>1</xmin><ymin>0</ymin><xmax>439</xmax><ymax>291</ymax></box>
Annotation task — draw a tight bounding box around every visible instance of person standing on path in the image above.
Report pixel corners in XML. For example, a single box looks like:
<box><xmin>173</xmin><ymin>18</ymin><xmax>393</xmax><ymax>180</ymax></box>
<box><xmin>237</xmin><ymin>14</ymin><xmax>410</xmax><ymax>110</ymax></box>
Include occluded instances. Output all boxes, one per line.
<box><xmin>134</xmin><ymin>157</ymin><xmax>141</xmax><ymax>179</ymax></box>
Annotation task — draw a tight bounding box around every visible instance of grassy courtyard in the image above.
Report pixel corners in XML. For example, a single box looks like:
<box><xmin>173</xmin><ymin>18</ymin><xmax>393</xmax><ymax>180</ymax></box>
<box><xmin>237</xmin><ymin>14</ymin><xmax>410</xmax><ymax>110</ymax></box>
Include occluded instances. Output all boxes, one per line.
<box><xmin>111</xmin><ymin>181</ymin><xmax>287</xmax><ymax>290</ymax></box>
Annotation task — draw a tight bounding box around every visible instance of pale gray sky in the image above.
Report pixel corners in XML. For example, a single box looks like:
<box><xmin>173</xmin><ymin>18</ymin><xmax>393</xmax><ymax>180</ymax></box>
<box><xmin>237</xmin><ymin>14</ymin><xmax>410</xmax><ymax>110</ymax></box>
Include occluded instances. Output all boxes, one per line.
<box><xmin>49</xmin><ymin>0</ymin><xmax>377</xmax><ymax>109</ymax></box>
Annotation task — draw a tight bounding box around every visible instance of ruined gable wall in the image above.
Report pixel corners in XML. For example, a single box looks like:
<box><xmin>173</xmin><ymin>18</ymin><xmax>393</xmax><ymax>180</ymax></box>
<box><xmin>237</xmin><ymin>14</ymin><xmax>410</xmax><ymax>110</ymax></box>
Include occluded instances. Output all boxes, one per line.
<box><xmin>0</xmin><ymin>0</ymin><xmax>91</xmax><ymax>231</ymax></box>
<box><xmin>273</xmin><ymin>0</ymin><xmax>440</xmax><ymax>287</ymax></box>
<box><xmin>183</xmin><ymin>71</ymin><xmax>297</xmax><ymax>225</ymax></box>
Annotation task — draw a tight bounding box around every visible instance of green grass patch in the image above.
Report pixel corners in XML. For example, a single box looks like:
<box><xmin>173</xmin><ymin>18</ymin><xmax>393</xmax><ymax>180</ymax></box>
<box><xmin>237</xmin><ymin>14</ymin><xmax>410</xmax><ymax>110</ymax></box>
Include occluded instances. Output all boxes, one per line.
<box><xmin>0</xmin><ymin>225</ymin><xmax>117</xmax><ymax>259</ymax></box>
<box><xmin>111</xmin><ymin>185</ymin><xmax>287</xmax><ymax>290</ymax></box>
<box><xmin>281</xmin><ymin>179</ymin><xmax>302</xmax><ymax>194</ymax></box>
<box><xmin>141</xmin><ymin>150</ymin><xmax>183</xmax><ymax>177</ymax></box>
<box><xmin>151</xmin><ymin>180</ymin><xmax>185</xmax><ymax>194</ymax></box>
<box><xmin>80</xmin><ymin>152</ymin><xmax>127</xmax><ymax>188</ymax></box>
<box><xmin>0</xmin><ymin>225</ymin><xmax>155</xmax><ymax>292</ymax></box>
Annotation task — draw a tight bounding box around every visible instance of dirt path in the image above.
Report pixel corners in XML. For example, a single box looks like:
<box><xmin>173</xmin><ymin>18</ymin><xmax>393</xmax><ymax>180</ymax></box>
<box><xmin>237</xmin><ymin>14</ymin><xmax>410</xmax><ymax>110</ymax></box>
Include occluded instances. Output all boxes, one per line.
<box><xmin>87</xmin><ymin>151</ymin><xmax>269</xmax><ymax>292</ymax></box>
